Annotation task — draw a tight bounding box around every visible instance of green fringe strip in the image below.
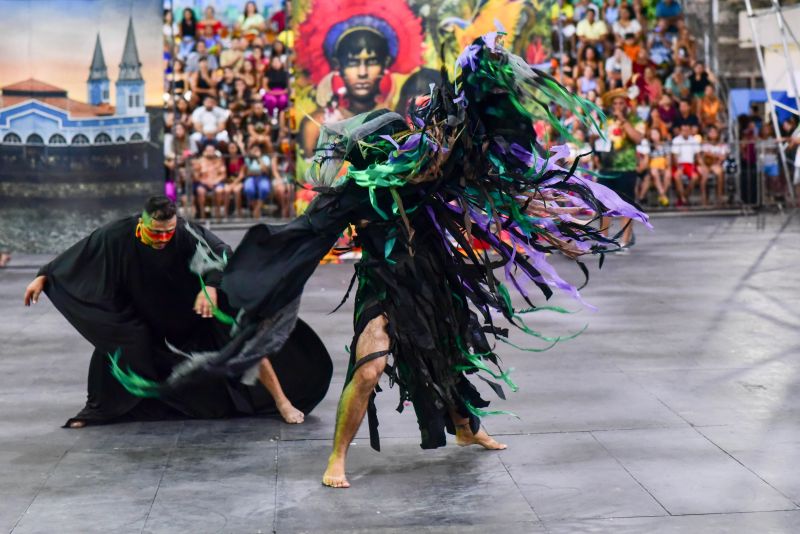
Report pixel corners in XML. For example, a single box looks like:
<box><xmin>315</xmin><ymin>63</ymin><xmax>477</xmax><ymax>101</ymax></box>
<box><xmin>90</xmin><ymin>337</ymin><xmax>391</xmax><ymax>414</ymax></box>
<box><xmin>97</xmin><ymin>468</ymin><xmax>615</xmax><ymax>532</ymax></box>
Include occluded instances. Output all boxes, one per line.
<box><xmin>107</xmin><ymin>349</ymin><xmax>162</xmax><ymax>398</ymax></box>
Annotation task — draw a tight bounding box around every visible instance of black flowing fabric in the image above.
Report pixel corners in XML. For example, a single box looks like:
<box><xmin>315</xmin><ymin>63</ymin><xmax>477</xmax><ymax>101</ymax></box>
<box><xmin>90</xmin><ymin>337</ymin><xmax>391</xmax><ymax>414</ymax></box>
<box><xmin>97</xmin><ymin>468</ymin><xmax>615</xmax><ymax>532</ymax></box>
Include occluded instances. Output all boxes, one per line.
<box><xmin>39</xmin><ymin>216</ymin><xmax>331</xmax><ymax>426</ymax></box>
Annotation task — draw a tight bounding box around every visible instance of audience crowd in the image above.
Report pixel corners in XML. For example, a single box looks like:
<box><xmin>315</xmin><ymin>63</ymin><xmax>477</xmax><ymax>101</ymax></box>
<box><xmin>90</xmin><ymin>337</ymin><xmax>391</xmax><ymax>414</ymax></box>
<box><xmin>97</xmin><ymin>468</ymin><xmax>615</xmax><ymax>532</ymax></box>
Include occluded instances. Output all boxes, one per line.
<box><xmin>548</xmin><ymin>0</ymin><xmax>738</xmax><ymax>208</ymax></box>
<box><xmin>163</xmin><ymin>1</ymin><xmax>295</xmax><ymax>220</ymax></box>
<box><xmin>162</xmin><ymin>0</ymin><xmax>795</xmax><ymax>220</ymax></box>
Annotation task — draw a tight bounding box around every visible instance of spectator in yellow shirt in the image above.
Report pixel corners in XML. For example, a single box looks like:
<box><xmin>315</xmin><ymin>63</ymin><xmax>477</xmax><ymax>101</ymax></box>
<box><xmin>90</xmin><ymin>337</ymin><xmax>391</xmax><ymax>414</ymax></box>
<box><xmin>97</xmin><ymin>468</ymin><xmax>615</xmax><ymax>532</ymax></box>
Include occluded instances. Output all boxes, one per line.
<box><xmin>576</xmin><ymin>8</ymin><xmax>609</xmax><ymax>57</ymax></box>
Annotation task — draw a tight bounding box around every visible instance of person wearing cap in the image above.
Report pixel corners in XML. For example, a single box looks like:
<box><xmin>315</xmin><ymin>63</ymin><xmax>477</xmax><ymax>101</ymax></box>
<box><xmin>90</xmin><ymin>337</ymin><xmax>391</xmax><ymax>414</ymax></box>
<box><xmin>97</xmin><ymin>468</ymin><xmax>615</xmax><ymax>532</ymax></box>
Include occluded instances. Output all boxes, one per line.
<box><xmin>599</xmin><ymin>88</ymin><xmax>645</xmax><ymax>249</ymax></box>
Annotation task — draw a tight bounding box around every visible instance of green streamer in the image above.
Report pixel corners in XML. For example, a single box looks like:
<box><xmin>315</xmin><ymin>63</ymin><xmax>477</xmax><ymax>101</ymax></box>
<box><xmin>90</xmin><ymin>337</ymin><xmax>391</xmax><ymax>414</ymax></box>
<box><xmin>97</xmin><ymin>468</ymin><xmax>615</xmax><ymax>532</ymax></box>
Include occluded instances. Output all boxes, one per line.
<box><xmin>108</xmin><ymin>349</ymin><xmax>161</xmax><ymax>398</ymax></box>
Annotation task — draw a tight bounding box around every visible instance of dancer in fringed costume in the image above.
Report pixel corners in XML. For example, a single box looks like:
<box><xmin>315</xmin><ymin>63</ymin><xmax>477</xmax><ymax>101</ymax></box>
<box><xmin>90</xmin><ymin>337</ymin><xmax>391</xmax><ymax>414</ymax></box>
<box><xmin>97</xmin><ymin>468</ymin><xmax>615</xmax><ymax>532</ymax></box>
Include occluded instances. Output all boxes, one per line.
<box><xmin>111</xmin><ymin>32</ymin><xmax>649</xmax><ymax>487</ymax></box>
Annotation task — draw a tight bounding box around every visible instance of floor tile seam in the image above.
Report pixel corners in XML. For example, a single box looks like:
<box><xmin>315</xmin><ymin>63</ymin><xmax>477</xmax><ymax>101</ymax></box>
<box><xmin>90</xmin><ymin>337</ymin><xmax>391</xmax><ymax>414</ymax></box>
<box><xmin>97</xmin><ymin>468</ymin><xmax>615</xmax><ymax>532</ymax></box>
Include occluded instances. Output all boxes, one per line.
<box><xmin>587</xmin><ymin>430</ymin><xmax>673</xmax><ymax>517</ymax></box>
<box><xmin>272</xmin><ymin>439</ymin><xmax>279</xmax><ymax>534</ymax></box>
<box><xmin>691</xmin><ymin>425</ymin><xmax>800</xmax><ymax>509</ymax></box>
<box><xmin>491</xmin><ymin>424</ymin><xmax>689</xmax><ymax>436</ymax></box>
<box><xmin>496</xmin><ymin>448</ymin><xmax>546</xmax><ymax>526</ymax></box>
<box><xmin>541</xmin><ymin>508</ymin><xmax>800</xmax><ymax>525</ymax></box>
<box><xmin>662</xmin><ymin>508</ymin><xmax>800</xmax><ymax>518</ymax></box>
<box><xmin>9</xmin><ymin>445</ymin><xmax>70</xmax><ymax>533</ymax></box>
<box><xmin>139</xmin><ymin>430</ymin><xmax>180</xmax><ymax>534</ymax></box>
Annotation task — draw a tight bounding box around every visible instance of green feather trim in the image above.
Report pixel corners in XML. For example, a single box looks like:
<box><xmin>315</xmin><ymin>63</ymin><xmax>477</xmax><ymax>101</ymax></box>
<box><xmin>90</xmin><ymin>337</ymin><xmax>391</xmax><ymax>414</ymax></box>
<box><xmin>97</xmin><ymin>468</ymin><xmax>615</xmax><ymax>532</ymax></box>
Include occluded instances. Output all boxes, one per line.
<box><xmin>107</xmin><ymin>349</ymin><xmax>162</xmax><ymax>398</ymax></box>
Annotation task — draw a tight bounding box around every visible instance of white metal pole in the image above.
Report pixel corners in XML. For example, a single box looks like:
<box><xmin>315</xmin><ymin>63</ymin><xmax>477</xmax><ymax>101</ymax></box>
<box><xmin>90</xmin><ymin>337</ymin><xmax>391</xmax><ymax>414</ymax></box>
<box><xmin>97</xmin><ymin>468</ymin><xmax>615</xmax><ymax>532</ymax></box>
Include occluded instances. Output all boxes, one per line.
<box><xmin>744</xmin><ymin>0</ymin><xmax>794</xmax><ymax>204</ymax></box>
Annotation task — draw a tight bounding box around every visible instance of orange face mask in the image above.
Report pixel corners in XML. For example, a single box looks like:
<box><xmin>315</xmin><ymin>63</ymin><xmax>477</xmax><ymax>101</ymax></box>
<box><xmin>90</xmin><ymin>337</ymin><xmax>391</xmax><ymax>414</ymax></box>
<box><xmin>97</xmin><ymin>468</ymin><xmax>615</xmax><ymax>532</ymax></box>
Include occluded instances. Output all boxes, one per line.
<box><xmin>135</xmin><ymin>212</ymin><xmax>175</xmax><ymax>248</ymax></box>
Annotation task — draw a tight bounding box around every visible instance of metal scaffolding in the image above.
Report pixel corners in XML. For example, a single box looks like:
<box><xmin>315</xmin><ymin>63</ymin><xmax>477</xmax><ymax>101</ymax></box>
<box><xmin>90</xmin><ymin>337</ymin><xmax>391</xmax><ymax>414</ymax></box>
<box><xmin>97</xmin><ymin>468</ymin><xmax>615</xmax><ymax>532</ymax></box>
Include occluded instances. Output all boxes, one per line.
<box><xmin>743</xmin><ymin>0</ymin><xmax>800</xmax><ymax>203</ymax></box>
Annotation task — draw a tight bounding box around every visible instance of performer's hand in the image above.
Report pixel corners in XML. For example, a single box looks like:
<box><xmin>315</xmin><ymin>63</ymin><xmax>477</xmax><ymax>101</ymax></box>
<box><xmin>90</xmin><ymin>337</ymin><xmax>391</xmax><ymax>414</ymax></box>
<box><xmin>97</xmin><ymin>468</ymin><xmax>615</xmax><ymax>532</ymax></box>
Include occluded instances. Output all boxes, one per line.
<box><xmin>24</xmin><ymin>275</ymin><xmax>47</xmax><ymax>306</ymax></box>
<box><xmin>194</xmin><ymin>286</ymin><xmax>217</xmax><ymax>319</ymax></box>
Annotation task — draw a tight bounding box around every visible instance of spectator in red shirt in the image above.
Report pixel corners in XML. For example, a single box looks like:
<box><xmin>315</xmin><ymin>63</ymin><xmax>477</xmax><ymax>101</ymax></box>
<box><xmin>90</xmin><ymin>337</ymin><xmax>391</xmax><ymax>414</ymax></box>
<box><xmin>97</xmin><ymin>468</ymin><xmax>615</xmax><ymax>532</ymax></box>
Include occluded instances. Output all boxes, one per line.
<box><xmin>197</xmin><ymin>6</ymin><xmax>223</xmax><ymax>36</ymax></box>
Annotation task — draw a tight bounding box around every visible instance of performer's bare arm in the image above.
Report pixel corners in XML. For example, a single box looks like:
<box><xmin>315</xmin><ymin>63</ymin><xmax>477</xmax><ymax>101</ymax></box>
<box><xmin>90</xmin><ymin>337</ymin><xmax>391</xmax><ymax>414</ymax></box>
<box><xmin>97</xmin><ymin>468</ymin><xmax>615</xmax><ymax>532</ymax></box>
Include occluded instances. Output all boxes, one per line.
<box><xmin>23</xmin><ymin>275</ymin><xmax>47</xmax><ymax>306</ymax></box>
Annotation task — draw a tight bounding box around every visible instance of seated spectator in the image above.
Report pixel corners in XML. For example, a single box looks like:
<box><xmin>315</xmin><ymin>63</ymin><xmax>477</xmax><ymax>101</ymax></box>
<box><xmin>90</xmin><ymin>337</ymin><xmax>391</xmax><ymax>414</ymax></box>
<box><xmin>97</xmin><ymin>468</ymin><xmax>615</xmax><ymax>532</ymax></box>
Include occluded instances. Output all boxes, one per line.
<box><xmin>651</xmin><ymin>99</ymin><xmax>673</xmax><ymax>138</ymax></box>
<box><xmin>670</xmin><ymin>123</ymin><xmax>702</xmax><ymax>205</ymax></box>
<box><xmin>230</xmin><ymin>78</ymin><xmax>252</xmax><ymax>110</ymax></box>
<box><xmin>237</xmin><ymin>1</ymin><xmax>267</xmax><ymax>39</ymax></box>
<box><xmin>689</xmin><ymin>62</ymin><xmax>713</xmax><ymax>100</ymax></box>
<box><xmin>574</xmin><ymin>0</ymin><xmax>593</xmax><ymax>22</ymax></box>
<box><xmin>604</xmin><ymin>0</ymin><xmax>621</xmax><ymax>26</ymax></box>
<box><xmin>578</xmin><ymin>45</ymin><xmax>605</xmax><ymax>81</ymax></box>
<box><xmin>196</xmin><ymin>6</ymin><xmax>223</xmax><ymax>36</ymax></box>
<box><xmin>190</xmin><ymin>57</ymin><xmax>216</xmax><ymax>105</ymax></box>
<box><xmin>576</xmin><ymin>8</ymin><xmax>609</xmax><ymax>56</ymax></box>
<box><xmin>550</xmin><ymin>0</ymin><xmax>577</xmax><ymax>55</ymax></box>
<box><xmin>698</xmin><ymin>85</ymin><xmax>721</xmax><ymax>129</ymax></box>
<box><xmin>190</xmin><ymin>96</ymin><xmax>230</xmax><ymax>152</ymax></box>
<box><xmin>605</xmin><ymin>46</ymin><xmax>632</xmax><ymax>84</ymax></box>
<box><xmin>263</xmin><ymin>56</ymin><xmax>290</xmax><ymax>115</ymax></box>
<box><xmin>655</xmin><ymin>0</ymin><xmax>683</xmax><ymax>29</ymax></box>
<box><xmin>638</xmin><ymin>127</ymin><xmax>671</xmax><ymax>206</ymax></box>
<box><xmin>673</xmin><ymin>23</ymin><xmax>696</xmax><ymax>69</ymax></box>
<box><xmin>216</xmin><ymin>67</ymin><xmax>237</xmax><ymax>109</ymax></box>
<box><xmin>224</xmin><ymin>140</ymin><xmax>246</xmax><ymax>218</ymax></box>
<box><xmin>220</xmin><ymin>37</ymin><xmax>247</xmax><ymax>71</ymax></box>
<box><xmin>621</xmin><ymin>32</ymin><xmax>642</xmax><ymax>63</ymax></box>
<box><xmin>613</xmin><ymin>6</ymin><xmax>642</xmax><ymax>44</ymax></box>
<box><xmin>245</xmin><ymin>100</ymin><xmax>273</xmax><ymax>151</ymax></box>
<box><xmin>606</xmin><ymin>66</ymin><xmax>625</xmax><ymax>90</ymax></box>
<box><xmin>186</xmin><ymin>40</ymin><xmax>218</xmax><ymax>73</ymax></box>
<box><xmin>698</xmin><ymin>125</ymin><xmax>730</xmax><ymax>206</ymax></box>
<box><xmin>243</xmin><ymin>144</ymin><xmax>275</xmax><ymax>219</ymax></box>
<box><xmin>164</xmin><ymin>122</ymin><xmax>191</xmax><ymax>204</ymax></box>
<box><xmin>166</xmin><ymin>59</ymin><xmax>188</xmax><ymax>100</ymax></box>
<box><xmin>270</xmin><ymin>40</ymin><xmax>289</xmax><ymax>66</ymax></box>
<box><xmin>163</xmin><ymin>9</ymin><xmax>178</xmax><ymax>47</ymax></box>
<box><xmin>175</xmin><ymin>96</ymin><xmax>193</xmax><ymax>131</ymax></box>
<box><xmin>237</xmin><ymin>59</ymin><xmax>258</xmax><ymax>90</ymax></box>
<box><xmin>200</xmin><ymin>23</ymin><xmax>223</xmax><ymax>57</ymax></box>
<box><xmin>643</xmin><ymin>66</ymin><xmax>663</xmax><ymax>105</ymax></box>
<box><xmin>251</xmin><ymin>46</ymin><xmax>269</xmax><ymax>78</ymax></box>
<box><xmin>192</xmin><ymin>143</ymin><xmax>227</xmax><ymax>220</ymax></box>
<box><xmin>673</xmin><ymin>98</ymin><xmax>700</xmax><ymax>136</ymax></box>
<box><xmin>632</xmin><ymin>48</ymin><xmax>655</xmax><ymax>80</ymax></box>
<box><xmin>179</xmin><ymin>7</ymin><xmax>197</xmax><ymax>40</ymax></box>
<box><xmin>647</xmin><ymin>19</ymin><xmax>673</xmax><ymax>67</ymax></box>
<box><xmin>664</xmin><ymin>67</ymin><xmax>690</xmax><ymax>98</ymax></box>
<box><xmin>577</xmin><ymin>65</ymin><xmax>600</xmax><ymax>97</ymax></box>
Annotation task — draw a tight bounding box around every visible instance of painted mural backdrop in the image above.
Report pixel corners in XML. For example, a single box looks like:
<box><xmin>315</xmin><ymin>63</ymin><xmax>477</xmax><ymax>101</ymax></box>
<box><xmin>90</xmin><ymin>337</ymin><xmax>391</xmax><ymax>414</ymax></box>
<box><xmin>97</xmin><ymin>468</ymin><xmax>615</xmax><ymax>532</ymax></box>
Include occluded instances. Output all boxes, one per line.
<box><xmin>292</xmin><ymin>0</ymin><xmax>551</xmax><ymax>170</ymax></box>
<box><xmin>0</xmin><ymin>0</ymin><xmax>163</xmax><ymax>253</ymax></box>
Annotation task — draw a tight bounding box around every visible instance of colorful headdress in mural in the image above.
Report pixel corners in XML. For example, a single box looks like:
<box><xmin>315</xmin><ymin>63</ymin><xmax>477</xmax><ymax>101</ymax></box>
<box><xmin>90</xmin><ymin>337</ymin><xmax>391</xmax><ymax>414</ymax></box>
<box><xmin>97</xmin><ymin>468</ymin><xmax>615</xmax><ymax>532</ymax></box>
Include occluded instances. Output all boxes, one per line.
<box><xmin>295</xmin><ymin>0</ymin><xmax>424</xmax><ymax>85</ymax></box>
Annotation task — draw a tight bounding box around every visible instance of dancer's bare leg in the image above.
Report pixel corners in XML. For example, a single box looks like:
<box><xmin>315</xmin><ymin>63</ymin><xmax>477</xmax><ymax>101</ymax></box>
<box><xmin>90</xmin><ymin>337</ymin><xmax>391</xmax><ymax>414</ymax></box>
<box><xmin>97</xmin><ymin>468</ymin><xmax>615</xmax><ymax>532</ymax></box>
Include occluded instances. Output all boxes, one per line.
<box><xmin>258</xmin><ymin>357</ymin><xmax>304</xmax><ymax>424</ymax></box>
<box><xmin>322</xmin><ymin>315</ymin><xmax>389</xmax><ymax>488</ymax></box>
<box><xmin>449</xmin><ymin>409</ymin><xmax>507</xmax><ymax>450</ymax></box>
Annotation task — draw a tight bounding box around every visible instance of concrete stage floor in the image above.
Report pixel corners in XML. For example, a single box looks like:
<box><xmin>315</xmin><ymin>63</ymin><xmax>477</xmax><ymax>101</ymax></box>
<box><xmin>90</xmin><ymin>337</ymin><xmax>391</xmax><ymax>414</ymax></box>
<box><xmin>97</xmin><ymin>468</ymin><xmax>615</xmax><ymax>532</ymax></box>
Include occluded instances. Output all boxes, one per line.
<box><xmin>1</xmin><ymin>213</ymin><xmax>799</xmax><ymax>533</ymax></box>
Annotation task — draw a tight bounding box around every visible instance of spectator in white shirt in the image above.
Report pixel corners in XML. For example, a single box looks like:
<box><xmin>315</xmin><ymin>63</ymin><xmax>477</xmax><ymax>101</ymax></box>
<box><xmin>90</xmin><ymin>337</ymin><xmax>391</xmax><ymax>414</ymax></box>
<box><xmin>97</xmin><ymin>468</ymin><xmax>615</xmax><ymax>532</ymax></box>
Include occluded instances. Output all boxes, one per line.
<box><xmin>190</xmin><ymin>96</ymin><xmax>230</xmax><ymax>152</ymax></box>
<box><xmin>670</xmin><ymin>123</ymin><xmax>702</xmax><ymax>206</ymax></box>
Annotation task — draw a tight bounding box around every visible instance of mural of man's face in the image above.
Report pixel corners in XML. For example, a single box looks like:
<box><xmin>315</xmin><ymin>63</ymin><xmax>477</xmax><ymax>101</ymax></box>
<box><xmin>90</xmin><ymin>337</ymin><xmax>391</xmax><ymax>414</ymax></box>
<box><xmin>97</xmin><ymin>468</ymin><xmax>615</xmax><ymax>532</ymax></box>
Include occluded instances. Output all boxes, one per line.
<box><xmin>333</xmin><ymin>30</ymin><xmax>390</xmax><ymax>108</ymax></box>
<box><xmin>341</xmin><ymin>48</ymin><xmax>384</xmax><ymax>99</ymax></box>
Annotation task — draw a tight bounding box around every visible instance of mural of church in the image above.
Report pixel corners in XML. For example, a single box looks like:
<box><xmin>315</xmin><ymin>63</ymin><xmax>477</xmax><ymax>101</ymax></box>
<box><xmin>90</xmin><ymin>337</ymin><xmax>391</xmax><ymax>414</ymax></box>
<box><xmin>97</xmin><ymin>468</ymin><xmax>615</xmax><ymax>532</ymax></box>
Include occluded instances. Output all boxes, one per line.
<box><xmin>0</xmin><ymin>18</ymin><xmax>149</xmax><ymax>146</ymax></box>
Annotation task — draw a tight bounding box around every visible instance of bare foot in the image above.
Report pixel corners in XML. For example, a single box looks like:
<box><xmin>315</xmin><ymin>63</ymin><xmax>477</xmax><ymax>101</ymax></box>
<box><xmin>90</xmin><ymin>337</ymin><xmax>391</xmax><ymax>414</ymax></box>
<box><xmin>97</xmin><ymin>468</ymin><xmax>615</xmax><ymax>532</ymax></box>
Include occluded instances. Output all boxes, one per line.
<box><xmin>455</xmin><ymin>424</ymin><xmax>507</xmax><ymax>450</ymax></box>
<box><xmin>322</xmin><ymin>455</ymin><xmax>350</xmax><ymax>488</ymax></box>
<box><xmin>0</xmin><ymin>253</ymin><xmax>10</xmax><ymax>268</ymax></box>
<box><xmin>276</xmin><ymin>400</ymin><xmax>304</xmax><ymax>424</ymax></box>
<box><xmin>68</xmin><ymin>420</ymin><xmax>86</xmax><ymax>428</ymax></box>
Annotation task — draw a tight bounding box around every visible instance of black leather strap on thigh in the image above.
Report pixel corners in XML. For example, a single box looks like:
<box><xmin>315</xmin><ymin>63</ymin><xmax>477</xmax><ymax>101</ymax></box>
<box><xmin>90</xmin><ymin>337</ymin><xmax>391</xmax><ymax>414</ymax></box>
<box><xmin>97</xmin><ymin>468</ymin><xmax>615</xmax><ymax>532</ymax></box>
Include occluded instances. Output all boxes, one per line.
<box><xmin>351</xmin><ymin>349</ymin><xmax>391</xmax><ymax>452</ymax></box>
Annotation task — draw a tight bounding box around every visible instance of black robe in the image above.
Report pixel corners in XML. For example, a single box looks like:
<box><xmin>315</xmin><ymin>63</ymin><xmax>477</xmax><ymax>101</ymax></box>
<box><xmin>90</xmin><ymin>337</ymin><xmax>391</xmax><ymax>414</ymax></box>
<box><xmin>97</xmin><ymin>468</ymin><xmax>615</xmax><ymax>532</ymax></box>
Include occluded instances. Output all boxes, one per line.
<box><xmin>39</xmin><ymin>216</ymin><xmax>331</xmax><ymax>426</ymax></box>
